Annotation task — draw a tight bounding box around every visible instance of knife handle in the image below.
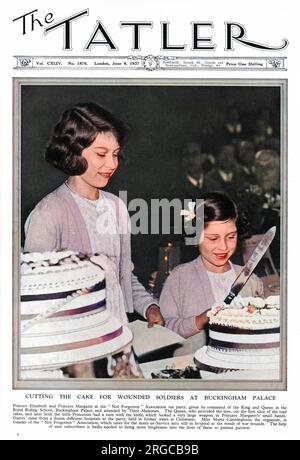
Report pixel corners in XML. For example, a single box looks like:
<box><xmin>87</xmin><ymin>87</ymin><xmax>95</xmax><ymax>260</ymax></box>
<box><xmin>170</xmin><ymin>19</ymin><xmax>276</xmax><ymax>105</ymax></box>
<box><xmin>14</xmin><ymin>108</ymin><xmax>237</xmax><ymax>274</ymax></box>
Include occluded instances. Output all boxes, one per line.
<box><xmin>224</xmin><ymin>291</ymin><xmax>235</xmax><ymax>305</ymax></box>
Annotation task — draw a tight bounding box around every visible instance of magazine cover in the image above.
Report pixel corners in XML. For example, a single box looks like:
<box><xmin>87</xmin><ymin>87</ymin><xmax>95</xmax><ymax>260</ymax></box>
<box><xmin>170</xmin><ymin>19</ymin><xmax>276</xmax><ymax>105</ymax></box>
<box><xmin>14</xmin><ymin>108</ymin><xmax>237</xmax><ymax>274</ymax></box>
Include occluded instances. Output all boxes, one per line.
<box><xmin>1</xmin><ymin>0</ymin><xmax>299</xmax><ymax>441</ymax></box>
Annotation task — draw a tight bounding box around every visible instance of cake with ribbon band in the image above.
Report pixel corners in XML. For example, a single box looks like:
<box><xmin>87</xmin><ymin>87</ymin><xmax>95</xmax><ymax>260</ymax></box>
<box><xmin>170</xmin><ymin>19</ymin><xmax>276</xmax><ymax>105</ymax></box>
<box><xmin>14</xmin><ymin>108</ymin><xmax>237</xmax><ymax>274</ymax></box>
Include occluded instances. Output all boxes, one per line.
<box><xmin>20</xmin><ymin>251</ymin><xmax>133</xmax><ymax>375</ymax></box>
<box><xmin>194</xmin><ymin>296</ymin><xmax>280</xmax><ymax>376</ymax></box>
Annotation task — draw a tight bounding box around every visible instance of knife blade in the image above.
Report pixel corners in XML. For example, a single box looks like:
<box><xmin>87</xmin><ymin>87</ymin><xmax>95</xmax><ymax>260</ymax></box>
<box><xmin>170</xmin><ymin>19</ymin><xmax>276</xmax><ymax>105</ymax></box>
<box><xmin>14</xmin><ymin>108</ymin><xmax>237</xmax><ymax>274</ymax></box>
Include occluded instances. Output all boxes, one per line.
<box><xmin>223</xmin><ymin>226</ymin><xmax>276</xmax><ymax>304</ymax></box>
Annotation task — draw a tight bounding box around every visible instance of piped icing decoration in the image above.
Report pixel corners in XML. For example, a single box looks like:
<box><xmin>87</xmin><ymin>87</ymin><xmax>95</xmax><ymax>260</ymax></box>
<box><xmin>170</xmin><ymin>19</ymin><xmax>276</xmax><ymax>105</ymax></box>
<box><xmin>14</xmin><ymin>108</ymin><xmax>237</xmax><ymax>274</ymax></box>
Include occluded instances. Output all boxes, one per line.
<box><xmin>20</xmin><ymin>250</ymin><xmax>133</xmax><ymax>371</ymax></box>
<box><xmin>21</xmin><ymin>251</ymin><xmax>91</xmax><ymax>275</ymax></box>
<box><xmin>207</xmin><ymin>296</ymin><xmax>280</xmax><ymax>330</ymax></box>
<box><xmin>210</xmin><ymin>305</ymin><xmax>279</xmax><ymax>330</ymax></box>
<box><xmin>195</xmin><ymin>295</ymin><xmax>280</xmax><ymax>373</ymax></box>
<box><xmin>207</xmin><ymin>306</ymin><xmax>223</xmax><ymax>318</ymax></box>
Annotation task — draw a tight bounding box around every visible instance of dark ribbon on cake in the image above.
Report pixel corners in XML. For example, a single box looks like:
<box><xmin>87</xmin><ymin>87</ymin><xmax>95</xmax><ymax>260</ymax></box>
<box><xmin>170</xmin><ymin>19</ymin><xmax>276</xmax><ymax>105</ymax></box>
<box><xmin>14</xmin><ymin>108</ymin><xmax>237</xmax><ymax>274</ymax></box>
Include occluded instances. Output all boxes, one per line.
<box><xmin>21</xmin><ymin>280</ymin><xmax>105</xmax><ymax>302</ymax></box>
<box><xmin>21</xmin><ymin>298</ymin><xmax>106</xmax><ymax>320</ymax></box>
<box><xmin>21</xmin><ymin>326</ymin><xmax>123</xmax><ymax>354</ymax></box>
<box><xmin>194</xmin><ymin>358</ymin><xmax>237</xmax><ymax>374</ymax></box>
<box><xmin>210</xmin><ymin>324</ymin><xmax>280</xmax><ymax>335</ymax></box>
<box><xmin>208</xmin><ymin>338</ymin><xmax>280</xmax><ymax>350</ymax></box>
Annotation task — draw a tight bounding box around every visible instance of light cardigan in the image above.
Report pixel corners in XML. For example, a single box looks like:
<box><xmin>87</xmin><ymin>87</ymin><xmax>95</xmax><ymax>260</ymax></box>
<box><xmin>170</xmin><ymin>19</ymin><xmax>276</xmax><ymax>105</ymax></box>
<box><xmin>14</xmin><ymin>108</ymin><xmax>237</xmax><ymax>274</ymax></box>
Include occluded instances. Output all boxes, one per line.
<box><xmin>159</xmin><ymin>256</ymin><xmax>264</xmax><ymax>338</ymax></box>
<box><xmin>24</xmin><ymin>183</ymin><xmax>157</xmax><ymax>317</ymax></box>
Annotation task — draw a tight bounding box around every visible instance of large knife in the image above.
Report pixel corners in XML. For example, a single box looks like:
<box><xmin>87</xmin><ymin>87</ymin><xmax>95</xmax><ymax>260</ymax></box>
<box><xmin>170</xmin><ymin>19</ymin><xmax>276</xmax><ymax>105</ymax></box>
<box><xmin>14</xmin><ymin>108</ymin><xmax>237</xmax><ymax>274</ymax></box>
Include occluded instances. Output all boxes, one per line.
<box><xmin>223</xmin><ymin>226</ymin><xmax>276</xmax><ymax>304</ymax></box>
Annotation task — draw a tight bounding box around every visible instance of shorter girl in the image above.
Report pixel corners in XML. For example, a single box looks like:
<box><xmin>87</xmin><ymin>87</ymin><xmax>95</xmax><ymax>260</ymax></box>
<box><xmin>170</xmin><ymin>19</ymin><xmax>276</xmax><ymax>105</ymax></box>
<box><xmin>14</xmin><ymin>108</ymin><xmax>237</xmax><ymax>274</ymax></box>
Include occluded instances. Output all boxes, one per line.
<box><xmin>159</xmin><ymin>192</ymin><xmax>264</xmax><ymax>346</ymax></box>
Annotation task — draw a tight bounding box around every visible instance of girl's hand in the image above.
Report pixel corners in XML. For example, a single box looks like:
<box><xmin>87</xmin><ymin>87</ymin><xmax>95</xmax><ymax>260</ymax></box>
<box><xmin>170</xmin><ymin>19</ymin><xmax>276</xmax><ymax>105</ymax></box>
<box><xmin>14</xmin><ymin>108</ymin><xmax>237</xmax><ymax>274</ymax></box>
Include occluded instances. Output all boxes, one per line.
<box><xmin>196</xmin><ymin>306</ymin><xmax>223</xmax><ymax>330</ymax></box>
<box><xmin>146</xmin><ymin>305</ymin><xmax>165</xmax><ymax>328</ymax></box>
<box><xmin>195</xmin><ymin>309</ymin><xmax>211</xmax><ymax>331</ymax></box>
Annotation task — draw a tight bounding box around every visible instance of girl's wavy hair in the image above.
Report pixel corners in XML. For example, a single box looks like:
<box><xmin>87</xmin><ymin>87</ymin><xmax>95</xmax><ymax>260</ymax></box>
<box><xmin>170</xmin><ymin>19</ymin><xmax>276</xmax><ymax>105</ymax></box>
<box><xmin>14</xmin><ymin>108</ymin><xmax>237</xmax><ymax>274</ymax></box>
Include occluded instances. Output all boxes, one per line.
<box><xmin>201</xmin><ymin>191</ymin><xmax>252</xmax><ymax>239</ymax></box>
<box><xmin>200</xmin><ymin>191</ymin><xmax>238</xmax><ymax>227</ymax></box>
<box><xmin>45</xmin><ymin>102</ymin><xmax>128</xmax><ymax>175</ymax></box>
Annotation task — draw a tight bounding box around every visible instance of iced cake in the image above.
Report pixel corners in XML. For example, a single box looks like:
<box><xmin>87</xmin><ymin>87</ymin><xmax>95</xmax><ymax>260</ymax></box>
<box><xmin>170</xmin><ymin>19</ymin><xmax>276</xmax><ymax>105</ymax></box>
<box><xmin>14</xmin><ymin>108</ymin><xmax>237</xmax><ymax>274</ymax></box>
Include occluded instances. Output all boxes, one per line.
<box><xmin>20</xmin><ymin>251</ymin><xmax>133</xmax><ymax>372</ymax></box>
<box><xmin>194</xmin><ymin>296</ymin><xmax>280</xmax><ymax>374</ymax></box>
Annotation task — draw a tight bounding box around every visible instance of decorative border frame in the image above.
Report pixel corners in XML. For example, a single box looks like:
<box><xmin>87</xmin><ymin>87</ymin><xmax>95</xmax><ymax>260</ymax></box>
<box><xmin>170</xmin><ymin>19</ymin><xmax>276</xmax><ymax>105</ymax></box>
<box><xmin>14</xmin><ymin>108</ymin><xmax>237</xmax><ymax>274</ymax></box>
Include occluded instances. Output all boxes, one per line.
<box><xmin>14</xmin><ymin>55</ymin><xmax>287</xmax><ymax>71</ymax></box>
<box><xmin>13</xmin><ymin>77</ymin><xmax>287</xmax><ymax>391</ymax></box>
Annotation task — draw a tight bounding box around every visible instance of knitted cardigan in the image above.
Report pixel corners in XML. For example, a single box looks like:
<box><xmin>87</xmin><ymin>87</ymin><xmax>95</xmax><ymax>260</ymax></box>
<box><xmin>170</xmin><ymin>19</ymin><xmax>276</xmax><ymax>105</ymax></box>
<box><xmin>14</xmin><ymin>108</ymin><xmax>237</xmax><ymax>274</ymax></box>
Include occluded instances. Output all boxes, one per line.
<box><xmin>159</xmin><ymin>256</ymin><xmax>264</xmax><ymax>338</ymax></box>
<box><xmin>24</xmin><ymin>183</ymin><xmax>157</xmax><ymax>317</ymax></box>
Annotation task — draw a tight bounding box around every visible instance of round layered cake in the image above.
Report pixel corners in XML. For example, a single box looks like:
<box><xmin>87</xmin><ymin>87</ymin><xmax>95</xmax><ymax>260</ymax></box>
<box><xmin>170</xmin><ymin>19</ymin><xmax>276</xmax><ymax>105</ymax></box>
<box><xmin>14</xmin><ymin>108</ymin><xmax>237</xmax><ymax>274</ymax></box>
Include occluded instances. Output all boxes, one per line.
<box><xmin>20</xmin><ymin>251</ymin><xmax>133</xmax><ymax>372</ymax></box>
<box><xmin>194</xmin><ymin>296</ymin><xmax>280</xmax><ymax>375</ymax></box>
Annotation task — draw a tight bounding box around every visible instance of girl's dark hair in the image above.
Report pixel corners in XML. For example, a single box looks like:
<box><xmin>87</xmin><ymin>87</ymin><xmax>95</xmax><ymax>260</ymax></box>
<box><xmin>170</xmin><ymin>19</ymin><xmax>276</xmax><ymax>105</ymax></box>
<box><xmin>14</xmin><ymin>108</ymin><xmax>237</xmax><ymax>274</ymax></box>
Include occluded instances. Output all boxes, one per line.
<box><xmin>45</xmin><ymin>102</ymin><xmax>128</xmax><ymax>175</ymax></box>
<box><xmin>200</xmin><ymin>191</ymin><xmax>238</xmax><ymax>227</ymax></box>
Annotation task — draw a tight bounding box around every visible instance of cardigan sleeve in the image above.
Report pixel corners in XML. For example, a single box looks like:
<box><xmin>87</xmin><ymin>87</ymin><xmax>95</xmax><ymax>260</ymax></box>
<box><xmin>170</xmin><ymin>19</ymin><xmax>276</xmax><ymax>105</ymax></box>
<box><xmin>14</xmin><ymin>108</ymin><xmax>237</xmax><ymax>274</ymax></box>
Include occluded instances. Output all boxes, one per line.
<box><xmin>24</xmin><ymin>200</ymin><xmax>61</xmax><ymax>252</ymax></box>
<box><xmin>111</xmin><ymin>193</ymin><xmax>159</xmax><ymax>318</ymax></box>
<box><xmin>159</xmin><ymin>267</ymin><xmax>200</xmax><ymax>338</ymax></box>
<box><xmin>131</xmin><ymin>272</ymin><xmax>159</xmax><ymax>318</ymax></box>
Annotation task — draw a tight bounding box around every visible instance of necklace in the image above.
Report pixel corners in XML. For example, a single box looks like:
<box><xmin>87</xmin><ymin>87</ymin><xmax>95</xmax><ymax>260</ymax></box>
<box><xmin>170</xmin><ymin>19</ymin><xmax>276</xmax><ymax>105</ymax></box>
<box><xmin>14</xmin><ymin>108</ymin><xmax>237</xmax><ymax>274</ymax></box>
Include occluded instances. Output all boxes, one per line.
<box><xmin>64</xmin><ymin>180</ymin><xmax>100</xmax><ymax>203</ymax></box>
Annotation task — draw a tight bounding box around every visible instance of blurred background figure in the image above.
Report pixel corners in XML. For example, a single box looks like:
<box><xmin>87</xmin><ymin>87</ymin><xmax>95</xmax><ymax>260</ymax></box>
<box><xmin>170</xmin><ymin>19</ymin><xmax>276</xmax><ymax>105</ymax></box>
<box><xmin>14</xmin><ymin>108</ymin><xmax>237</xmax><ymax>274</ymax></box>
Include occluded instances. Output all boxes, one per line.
<box><xmin>257</xmin><ymin>106</ymin><xmax>274</xmax><ymax>136</ymax></box>
<box><xmin>252</xmin><ymin>119</ymin><xmax>273</xmax><ymax>150</ymax></box>
<box><xmin>206</xmin><ymin>144</ymin><xmax>243</xmax><ymax>201</ymax></box>
<box><xmin>222</xmin><ymin>105</ymin><xmax>243</xmax><ymax>147</ymax></box>
<box><xmin>237</xmin><ymin>149</ymin><xmax>280</xmax><ymax>272</ymax></box>
<box><xmin>237</xmin><ymin>149</ymin><xmax>280</xmax><ymax>231</ymax></box>
<box><xmin>255</xmin><ymin>149</ymin><xmax>280</xmax><ymax>194</ymax></box>
<box><xmin>251</xmin><ymin>107</ymin><xmax>280</xmax><ymax>152</ymax></box>
<box><xmin>236</xmin><ymin>140</ymin><xmax>257</xmax><ymax>187</ymax></box>
<box><xmin>170</xmin><ymin>141</ymin><xmax>217</xmax><ymax>201</ymax></box>
<box><xmin>252</xmin><ymin>104</ymin><xmax>280</xmax><ymax>149</ymax></box>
